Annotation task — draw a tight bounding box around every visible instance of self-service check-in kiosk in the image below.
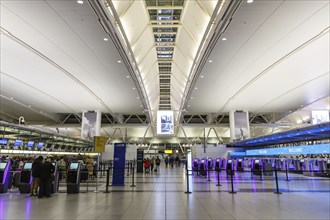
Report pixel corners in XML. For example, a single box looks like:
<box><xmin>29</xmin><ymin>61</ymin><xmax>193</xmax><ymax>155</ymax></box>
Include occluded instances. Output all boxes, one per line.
<box><xmin>215</xmin><ymin>158</ymin><xmax>222</xmax><ymax>171</ymax></box>
<box><xmin>226</xmin><ymin>159</ymin><xmax>234</xmax><ymax>177</ymax></box>
<box><xmin>207</xmin><ymin>158</ymin><xmax>213</xmax><ymax>171</ymax></box>
<box><xmin>67</xmin><ymin>162</ymin><xmax>81</xmax><ymax>193</ymax></box>
<box><xmin>199</xmin><ymin>159</ymin><xmax>206</xmax><ymax>177</ymax></box>
<box><xmin>19</xmin><ymin>162</ymin><xmax>32</xmax><ymax>193</ymax></box>
<box><xmin>51</xmin><ymin>162</ymin><xmax>59</xmax><ymax>194</ymax></box>
<box><xmin>236</xmin><ymin>159</ymin><xmax>244</xmax><ymax>172</ymax></box>
<box><xmin>193</xmin><ymin>159</ymin><xmax>199</xmax><ymax>174</ymax></box>
<box><xmin>252</xmin><ymin>159</ymin><xmax>262</xmax><ymax>176</ymax></box>
<box><xmin>0</xmin><ymin>160</ymin><xmax>11</xmax><ymax>193</ymax></box>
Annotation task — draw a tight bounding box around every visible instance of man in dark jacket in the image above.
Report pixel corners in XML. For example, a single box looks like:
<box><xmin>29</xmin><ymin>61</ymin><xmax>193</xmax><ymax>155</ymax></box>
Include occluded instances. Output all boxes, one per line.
<box><xmin>38</xmin><ymin>156</ymin><xmax>55</xmax><ymax>198</ymax></box>
<box><xmin>30</xmin><ymin>156</ymin><xmax>43</xmax><ymax>196</ymax></box>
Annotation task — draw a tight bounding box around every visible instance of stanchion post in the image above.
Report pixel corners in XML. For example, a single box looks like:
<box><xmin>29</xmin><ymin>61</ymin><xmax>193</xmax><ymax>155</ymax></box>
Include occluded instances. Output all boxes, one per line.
<box><xmin>184</xmin><ymin>162</ymin><xmax>192</xmax><ymax>194</ymax></box>
<box><xmin>285</xmin><ymin>163</ymin><xmax>289</xmax><ymax>181</ymax></box>
<box><xmin>216</xmin><ymin>169</ymin><xmax>222</xmax><ymax>186</ymax></box>
<box><xmin>104</xmin><ymin>167</ymin><xmax>111</xmax><ymax>193</ymax></box>
<box><xmin>274</xmin><ymin>168</ymin><xmax>282</xmax><ymax>194</ymax></box>
<box><xmin>229</xmin><ymin>168</ymin><xmax>236</xmax><ymax>194</ymax></box>
<box><xmin>207</xmin><ymin>168</ymin><xmax>211</xmax><ymax>182</ymax></box>
<box><xmin>130</xmin><ymin>166</ymin><xmax>136</xmax><ymax>187</ymax></box>
<box><xmin>260</xmin><ymin>168</ymin><xmax>263</xmax><ymax>181</ymax></box>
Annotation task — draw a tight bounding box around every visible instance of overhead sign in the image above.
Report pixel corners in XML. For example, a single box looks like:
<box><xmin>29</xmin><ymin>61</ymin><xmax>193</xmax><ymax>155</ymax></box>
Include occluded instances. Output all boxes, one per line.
<box><xmin>246</xmin><ymin>144</ymin><xmax>330</xmax><ymax>156</ymax></box>
<box><xmin>165</xmin><ymin>149</ymin><xmax>173</xmax><ymax>154</ymax></box>
<box><xmin>81</xmin><ymin>110</ymin><xmax>101</xmax><ymax>140</ymax></box>
<box><xmin>312</xmin><ymin>110</ymin><xmax>329</xmax><ymax>124</ymax></box>
<box><xmin>157</xmin><ymin>111</ymin><xmax>174</xmax><ymax>135</ymax></box>
<box><xmin>93</xmin><ymin>136</ymin><xmax>106</xmax><ymax>153</ymax></box>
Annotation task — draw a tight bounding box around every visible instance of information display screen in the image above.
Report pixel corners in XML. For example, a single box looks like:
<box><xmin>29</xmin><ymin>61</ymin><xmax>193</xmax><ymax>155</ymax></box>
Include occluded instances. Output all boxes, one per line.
<box><xmin>157</xmin><ymin>111</ymin><xmax>174</xmax><ymax>135</ymax></box>
<box><xmin>0</xmin><ymin>163</ymin><xmax>7</xmax><ymax>170</ymax></box>
<box><xmin>14</xmin><ymin>140</ymin><xmax>23</xmax><ymax>146</ymax></box>
<box><xmin>255</xmin><ymin>160</ymin><xmax>260</xmax><ymax>164</ymax></box>
<box><xmin>37</xmin><ymin>142</ymin><xmax>44</xmax><ymax>148</ymax></box>
<box><xmin>228</xmin><ymin>160</ymin><xmax>232</xmax><ymax>163</ymax></box>
<box><xmin>300</xmin><ymin>159</ymin><xmax>304</xmax><ymax>163</ymax></box>
<box><xmin>70</xmin><ymin>163</ymin><xmax>79</xmax><ymax>170</ymax></box>
<box><xmin>0</xmin><ymin>138</ymin><xmax>8</xmax><ymax>145</ymax></box>
<box><xmin>23</xmin><ymin>163</ymin><xmax>32</xmax><ymax>170</ymax></box>
<box><xmin>27</xmin><ymin>141</ymin><xmax>34</xmax><ymax>147</ymax></box>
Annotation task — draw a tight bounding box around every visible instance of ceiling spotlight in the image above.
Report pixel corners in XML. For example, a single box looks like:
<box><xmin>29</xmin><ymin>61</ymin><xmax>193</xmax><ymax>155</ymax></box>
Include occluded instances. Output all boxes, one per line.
<box><xmin>195</xmin><ymin>87</ymin><xmax>198</xmax><ymax>90</ymax></box>
<box><xmin>200</xmin><ymin>75</ymin><xmax>204</xmax><ymax>78</ymax></box>
<box><xmin>103</xmin><ymin>38</ymin><xmax>108</xmax><ymax>41</ymax></box>
<box><xmin>208</xmin><ymin>60</ymin><xmax>213</xmax><ymax>63</ymax></box>
<box><xmin>10</xmin><ymin>97</ymin><xmax>14</xmax><ymax>100</ymax></box>
<box><xmin>222</xmin><ymin>37</ymin><xmax>227</xmax><ymax>41</ymax></box>
<box><xmin>117</xmin><ymin>60</ymin><xmax>122</xmax><ymax>63</ymax></box>
<box><xmin>126</xmin><ymin>75</ymin><xmax>130</xmax><ymax>78</ymax></box>
<box><xmin>77</xmin><ymin>0</ymin><xmax>84</xmax><ymax>4</ymax></box>
<box><xmin>187</xmin><ymin>105</ymin><xmax>190</xmax><ymax>107</ymax></box>
<box><xmin>132</xmin><ymin>87</ymin><xmax>136</xmax><ymax>90</ymax></box>
<box><xmin>28</xmin><ymin>105</ymin><xmax>32</xmax><ymax>108</ymax></box>
<box><xmin>137</xmin><ymin>97</ymin><xmax>140</xmax><ymax>99</ymax></box>
<box><xmin>247</xmin><ymin>0</ymin><xmax>253</xmax><ymax>3</ymax></box>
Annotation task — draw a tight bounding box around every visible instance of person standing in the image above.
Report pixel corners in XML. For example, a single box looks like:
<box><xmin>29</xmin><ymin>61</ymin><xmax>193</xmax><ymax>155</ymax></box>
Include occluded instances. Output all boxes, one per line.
<box><xmin>165</xmin><ymin>156</ymin><xmax>169</xmax><ymax>168</ymax></box>
<box><xmin>150</xmin><ymin>156</ymin><xmax>155</xmax><ymax>173</ymax></box>
<box><xmin>30</xmin><ymin>156</ymin><xmax>43</xmax><ymax>196</ymax></box>
<box><xmin>85</xmin><ymin>156</ymin><xmax>94</xmax><ymax>179</ymax></box>
<box><xmin>38</xmin><ymin>156</ymin><xmax>55</xmax><ymax>198</ymax></box>
<box><xmin>155</xmin><ymin>156</ymin><xmax>161</xmax><ymax>174</ymax></box>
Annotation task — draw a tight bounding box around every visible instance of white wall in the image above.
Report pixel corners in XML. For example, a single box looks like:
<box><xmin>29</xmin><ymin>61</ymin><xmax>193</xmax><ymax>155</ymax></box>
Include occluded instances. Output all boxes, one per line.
<box><xmin>192</xmin><ymin>144</ymin><xmax>232</xmax><ymax>159</ymax></box>
<box><xmin>101</xmin><ymin>144</ymin><xmax>137</xmax><ymax>161</ymax></box>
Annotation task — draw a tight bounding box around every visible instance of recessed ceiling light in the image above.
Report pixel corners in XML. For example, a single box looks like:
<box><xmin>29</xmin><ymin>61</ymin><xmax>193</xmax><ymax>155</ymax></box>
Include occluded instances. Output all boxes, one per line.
<box><xmin>222</xmin><ymin>37</ymin><xmax>227</xmax><ymax>41</ymax></box>
<box><xmin>190</xmin><ymin>97</ymin><xmax>194</xmax><ymax>99</ymax></box>
<box><xmin>289</xmin><ymin>110</ymin><xmax>292</xmax><ymax>113</ymax></box>
<box><xmin>247</xmin><ymin>0</ymin><xmax>253</xmax><ymax>3</ymax></box>
<box><xmin>117</xmin><ymin>60</ymin><xmax>122</xmax><ymax>63</ymax></box>
<box><xmin>28</xmin><ymin>105</ymin><xmax>32</xmax><ymax>108</ymax></box>
<box><xmin>10</xmin><ymin>97</ymin><xmax>14</xmax><ymax>100</ymax></box>
<box><xmin>200</xmin><ymin>75</ymin><xmax>204</xmax><ymax>78</ymax></box>
<box><xmin>195</xmin><ymin>87</ymin><xmax>198</xmax><ymax>90</ymax></box>
<box><xmin>187</xmin><ymin>105</ymin><xmax>190</xmax><ymax>107</ymax></box>
<box><xmin>126</xmin><ymin>75</ymin><xmax>130</xmax><ymax>78</ymax></box>
<box><xmin>137</xmin><ymin>97</ymin><xmax>140</xmax><ymax>99</ymax></box>
<box><xmin>77</xmin><ymin>0</ymin><xmax>83</xmax><ymax>4</ymax></box>
<box><xmin>103</xmin><ymin>38</ymin><xmax>108</xmax><ymax>41</ymax></box>
<box><xmin>132</xmin><ymin>87</ymin><xmax>136</xmax><ymax>90</ymax></box>
<box><xmin>208</xmin><ymin>60</ymin><xmax>213</xmax><ymax>63</ymax></box>
<box><xmin>140</xmin><ymin>105</ymin><xmax>143</xmax><ymax>108</ymax></box>
<box><xmin>300</xmin><ymin>104</ymin><xmax>304</xmax><ymax>107</ymax></box>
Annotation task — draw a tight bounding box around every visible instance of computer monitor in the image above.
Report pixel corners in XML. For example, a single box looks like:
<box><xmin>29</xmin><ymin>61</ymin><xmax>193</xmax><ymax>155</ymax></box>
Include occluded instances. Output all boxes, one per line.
<box><xmin>23</xmin><ymin>163</ymin><xmax>32</xmax><ymax>170</ymax></box>
<box><xmin>27</xmin><ymin>141</ymin><xmax>35</xmax><ymax>147</ymax></box>
<box><xmin>0</xmin><ymin>138</ymin><xmax>8</xmax><ymax>145</ymax></box>
<box><xmin>14</xmin><ymin>140</ymin><xmax>23</xmax><ymax>146</ymax></box>
<box><xmin>70</xmin><ymin>163</ymin><xmax>79</xmax><ymax>170</ymax></box>
<box><xmin>37</xmin><ymin>142</ymin><xmax>44</xmax><ymax>148</ymax></box>
<box><xmin>0</xmin><ymin>162</ymin><xmax>7</xmax><ymax>170</ymax></box>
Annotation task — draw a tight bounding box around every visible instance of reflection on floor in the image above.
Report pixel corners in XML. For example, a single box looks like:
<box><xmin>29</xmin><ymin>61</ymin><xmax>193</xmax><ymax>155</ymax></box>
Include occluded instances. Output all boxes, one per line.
<box><xmin>1</xmin><ymin>165</ymin><xmax>329</xmax><ymax>220</ymax></box>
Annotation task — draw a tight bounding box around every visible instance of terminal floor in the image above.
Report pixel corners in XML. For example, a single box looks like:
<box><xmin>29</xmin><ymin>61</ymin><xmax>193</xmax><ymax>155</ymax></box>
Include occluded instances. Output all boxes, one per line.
<box><xmin>1</xmin><ymin>166</ymin><xmax>329</xmax><ymax>220</ymax></box>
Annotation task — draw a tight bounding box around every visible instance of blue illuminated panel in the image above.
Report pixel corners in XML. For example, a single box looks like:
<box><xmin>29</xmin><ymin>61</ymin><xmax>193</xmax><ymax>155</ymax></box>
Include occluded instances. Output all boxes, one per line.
<box><xmin>246</xmin><ymin>144</ymin><xmax>330</xmax><ymax>156</ymax></box>
<box><xmin>229</xmin><ymin>152</ymin><xmax>246</xmax><ymax>158</ymax></box>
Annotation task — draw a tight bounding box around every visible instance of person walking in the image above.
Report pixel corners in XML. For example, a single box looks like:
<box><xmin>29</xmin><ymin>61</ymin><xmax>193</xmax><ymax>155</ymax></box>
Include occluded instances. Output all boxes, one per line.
<box><xmin>38</xmin><ymin>156</ymin><xmax>55</xmax><ymax>198</ymax></box>
<box><xmin>30</xmin><ymin>156</ymin><xmax>43</xmax><ymax>196</ymax></box>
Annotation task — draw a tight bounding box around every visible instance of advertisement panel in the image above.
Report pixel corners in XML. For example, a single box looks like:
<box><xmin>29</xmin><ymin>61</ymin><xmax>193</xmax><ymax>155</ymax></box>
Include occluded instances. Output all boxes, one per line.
<box><xmin>157</xmin><ymin>111</ymin><xmax>174</xmax><ymax>135</ymax></box>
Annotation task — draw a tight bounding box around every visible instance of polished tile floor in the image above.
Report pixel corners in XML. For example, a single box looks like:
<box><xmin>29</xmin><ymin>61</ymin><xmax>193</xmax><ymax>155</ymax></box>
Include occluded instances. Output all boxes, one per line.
<box><xmin>1</xmin><ymin>165</ymin><xmax>329</xmax><ymax>220</ymax></box>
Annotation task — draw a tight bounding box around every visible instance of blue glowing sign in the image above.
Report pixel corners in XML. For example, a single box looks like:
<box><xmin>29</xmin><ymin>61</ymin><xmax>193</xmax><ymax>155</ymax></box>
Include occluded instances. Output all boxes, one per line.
<box><xmin>246</xmin><ymin>144</ymin><xmax>330</xmax><ymax>156</ymax></box>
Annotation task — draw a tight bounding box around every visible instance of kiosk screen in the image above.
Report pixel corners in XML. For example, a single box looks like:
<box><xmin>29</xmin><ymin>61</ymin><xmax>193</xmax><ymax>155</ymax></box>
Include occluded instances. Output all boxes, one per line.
<box><xmin>37</xmin><ymin>142</ymin><xmax>44</xmax><ymax>148</ymax></box>
<box><xmin>238</xmin><ymin>159</ymin><xmax>242</xmax><ymax>162</ymax></box>
<box><xmin>27</xmin><ymin>141</ymin><xmax>34</xmax><ymax>147</ymax></box>
<box><xmin>0</xmin><ymin>162</ymin><xmax>7</xmax><ymax>170</ymax></box>
<box><xmin>70</xmin><ymin>163</ymin><xmax>79</xmax><ymax>170</ymax></box>
<box><xmin>201</xmin><ymin>160</ymin><xmax>205</xmax><ymax>163</ymax></box>
<box><xmin>24</xmin><ymin>163</ymin><xmax>32</xmax><ymax>170</ymax></box>
<box><xmin>216</xmin><ymin>159</ymin><xmax>219</xmax><ymax>162</ymax></box>
<box><xmin>255</xmin><ymin>160</ymin><xmax>260</xmax><ymax>164</ymax></box>
<box><xmin>300</xmin><ymin>159</ymin><xmax>304</xmax><ymax>163</ymax></box>
<box><xmin>228</xmin><ymin>160</ymin><xmax>232</xmax><ymax>164</ymax></box>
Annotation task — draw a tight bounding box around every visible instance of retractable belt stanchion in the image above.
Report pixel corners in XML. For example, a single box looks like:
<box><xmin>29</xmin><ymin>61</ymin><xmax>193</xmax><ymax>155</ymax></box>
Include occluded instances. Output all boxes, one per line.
<box><xmin>274</xmin><ymin>168</ymin><xmax>282</xmax><ymax>194</ymax></box>
<box><xmin>229</xmin><ymin>168</ymin><xmax>236</xmax><ymax>194</ymax></box>
<box><xmin>130</xmin><ymin>166</ymin><xmax>136</xmax><ymax>187</ymax></box>
<box><xmin>285</xmin><ymin>163</ymin><xmax>289</xmax><ymax>181</ymax></box>
<box><xmin>184</xmin><ymin>162</ymin><xmax>192</xmax><ymax>194</ymax></box>
<box><xmin>207</xmin><ymin>168</ymin><xmax>211</xmax><ymax>182</ymax></box>
<box><xmin>104</xmin><ymin>167</ymin><xmax>111</xmax><ymax>193</ymax></box>
<box><xmin>216</xmin><ymin>168</ymin><xmax>222</xmax><ymax>186</ymax></box>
